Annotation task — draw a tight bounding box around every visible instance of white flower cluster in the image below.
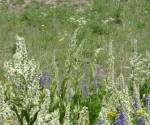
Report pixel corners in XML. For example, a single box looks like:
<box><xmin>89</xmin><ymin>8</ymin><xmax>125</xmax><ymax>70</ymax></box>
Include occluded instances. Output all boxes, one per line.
<box><xmin>107</xmin><ymin>41</ymin><xmax>115</xmax><ymax>89</ymax></box>
<box><xmin>145</xmin><ymin>111</ymin><xmax>150</xmax><ymax>125</ymax></box>
<box><xmin>68</xmin><ymin>17</ymin><xmax>87</xmax><ymax>26</ymax></box>
<box><xmin>4</xmin><ymin>35</ymin><xmax>40</xmax><ymax>109</ymax></box>
<box><xmin>78</xmin><ymin>107</ymin><xmax>89</xmax><ymax>125</ymax></box>
<box><xmin>143</xmin><ymin>51</ymin><xmax>150</xmax><ymax>79</ymax></box>
<box><xmin>63</xmin><ymin>103</ymin><xmax>71</xmax><ymax>125</ymax></box>
<box><xmin>126</xmin><ymin>40</ymin><xmax>146</xmax><ymax>108</ymax></box>
<box><xmin>98</xmin><ymin>42</ymin><xmax>133</xmax><ymax>125</ymax></box>
<box><xmin>48</xmin><ymin>109</ymin><xmax>61</xmax><ymax>125</ymax></box>
<box><xmin>0</xmin><ymin>82</ymin><xmax>15</xmax><ymax>125</ymax></box>
<box><xmin>98</xmin><ymin>40</ymin><xmax>150</xmax><ymax>125</ymax></box>
<box><xmin>35</xmin><ymin>89</ymin><xmax>51</xmax><ymax>125</ymax></box>
<box><xmin>102</xmin><ymin>17</ymin><xmax>115</xmax><ymax>24</ymax></box>
<box><xmin>64</xmin><ymin>27</ymin><xmax>85</xmax><ymax>85</ymax></box>
<box><xmin>3</xmin><ymin>35</ymin><xmax>53</xmax><ymax>125</ymax></box>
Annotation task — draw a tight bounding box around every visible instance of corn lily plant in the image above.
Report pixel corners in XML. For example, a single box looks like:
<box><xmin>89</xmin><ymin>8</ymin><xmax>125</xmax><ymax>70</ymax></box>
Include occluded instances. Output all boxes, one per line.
<box><xmin>3</xmin><ymin>35</ymin><xmax>51</xmax><ymax>125</ymax></box>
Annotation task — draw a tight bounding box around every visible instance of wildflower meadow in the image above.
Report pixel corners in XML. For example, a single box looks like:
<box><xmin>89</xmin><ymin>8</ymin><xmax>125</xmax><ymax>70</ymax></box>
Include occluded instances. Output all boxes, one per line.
<box><xmin>0</xmin><ymin>0</ymin><xmax>150</xmax><ymax>125</ymax></box>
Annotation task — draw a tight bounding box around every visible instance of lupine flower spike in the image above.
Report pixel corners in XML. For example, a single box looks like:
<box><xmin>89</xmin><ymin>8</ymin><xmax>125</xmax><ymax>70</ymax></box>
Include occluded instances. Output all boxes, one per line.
<box><xmin>137</xmin><ymin>116</ymin><xmax>145</xmax><ymax>125</ymax></box>
<box><xmin>146</xmin><ymin>96</ymin><xmax>150</xmax><ymax>112</ymax></box>
<box><xmin>94</xmin><ymin>79</ymin><xmax>98</xmax><ymax>94</ymax></box>
<box><xmin>39</xmin><ymin>73</ymin><xmax>50</xmax><ymax>86</ymax></box>
<box><xmin>133</xmin><ymin>96</ymin><xmax>139</xmax><ymax>110</ymax></box>
<box><xmin>97</xmin><ymin>119</ymin><xmax>104</xmax><ymax>125</ymax></box>
<box><xmin>116</xmin><ymin>112</ymin><xmax>126</xmax><ymax>125</ymax></box>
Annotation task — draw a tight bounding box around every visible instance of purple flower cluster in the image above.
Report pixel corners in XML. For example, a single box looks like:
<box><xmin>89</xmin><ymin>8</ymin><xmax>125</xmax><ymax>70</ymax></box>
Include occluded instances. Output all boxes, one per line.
<box><xmin>97</xmin><ymin>119</ymin><xmax>104</xmax><ymax>125</ymax></box>
<box><xmin>146</xmin><ymin>95</ymin><xmax>150</xmax><ymax>112</ymax></box>
<box><xmin>95</xmin><ymin>65</ymin><xmax>104</xmax><ymax>80</ymax></box>
<box><xmin>39</xmin><ymin>73</ymin><xmax>50</xmax><ymax>86</ymax></box>
<box><xmin>133</xmin><ymin>96</ymin><xmax>139</xmax><ymax>109</ymax></box>
<box><xmin>137</xmin><ymin>116</ymin><xmax>145</xmax><ymax>125</ymax></box>
<box><xmin>80</xmin><ymin>79</ymin><xmax>86</xmax><ymax>89</ymax></box>
<box><xmin>93</xmin><ymin>64</ymin><xmax>104</xmax><ymax>94</ymax></box>
<box><xmin>12</xmin><ymin>121</ymin><xmax>17</xmax><ymax>125</ymax></box>
<box><xmin>94</xmin><ymin>79</ymin><xmax>98</xmax><ymax>94</ymax></box>
<box><xmin>80</xmin><ymin>79</ymin><xmax>90</xmax><ymax>97</ymax></box>
<box><xmin>84</xmin><ymin>84</ymin><xmax>90</xmax><ymax>96</ymax></box>
<box><xmin>116</xmin><ymin>112</ymin><xmax>125</xmax><ymax>125</ymax></box>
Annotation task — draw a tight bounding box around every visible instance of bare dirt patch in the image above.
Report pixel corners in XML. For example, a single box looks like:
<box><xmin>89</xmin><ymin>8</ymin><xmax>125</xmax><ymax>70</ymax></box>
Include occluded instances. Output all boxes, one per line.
<box><xmin>0</xmin><ymin>0</ymin><xmax>92</xmax><ymax>11</ymax></box>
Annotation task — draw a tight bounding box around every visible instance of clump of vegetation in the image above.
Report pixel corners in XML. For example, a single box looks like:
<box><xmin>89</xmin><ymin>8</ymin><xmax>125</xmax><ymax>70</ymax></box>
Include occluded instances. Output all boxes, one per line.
<box><xmin>0</xmin><ymin>0</ymin><xmax>150</xmax><ymax>125</ymax></box>
<box><xmin>0</xmin><ymin>30</ymin><xmax>150</xmax><ymax>125</ymax></box>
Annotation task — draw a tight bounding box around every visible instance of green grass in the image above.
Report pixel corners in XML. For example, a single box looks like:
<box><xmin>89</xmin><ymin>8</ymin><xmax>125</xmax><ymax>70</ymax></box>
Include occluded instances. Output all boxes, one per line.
<box><xmin>1</xmin><ymin>1</ymin><xmax>150</xmax><ymax>124</ymax></box>
<box><xmin>0</xmin><ymin>0</ymin><xmax>150</xmax><ymax>73</ymax></box>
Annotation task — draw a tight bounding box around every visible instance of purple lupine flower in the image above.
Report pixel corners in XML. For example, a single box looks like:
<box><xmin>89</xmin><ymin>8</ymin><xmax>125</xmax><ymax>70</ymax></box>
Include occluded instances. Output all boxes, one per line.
<box><xmin>137</xmin><ymin>116</ymin><xmax>145</xmax><ymax>125</ymax></box>
<box><xmin>116</xmin><ymin>112</ymin><xmax>125</xmax><ymax>125</ymax></box>
<box><xmin>84</xmin><ymin>84</ymin><xmax>90</xmax><ymax>97</ymax></box>
<box><xmin>95</xmin><ymin>65</ymin><xmax>104</xmax><ymax>80</ymax></box>
<box><xmin>80</xmin><ymin>79</ymin><xmax>90</xmax><ymax>96</ymax></box>
<box><xmin>94</xmin><ymin>79</ymin><xmax>98</xmax><ymax>94</ymax></box>
<box><xmin>97</xmin><ymin>119</ymin><xmax>104</xmax><ymax>125</ymax></box>
<box><xmin>133</xmin><ymin>96</ymin><xmax>139</xmax><ymax>109</ymax></box>
<box><xmin>12</xmin><ymin>121</ymin><xmax>17</xmax><ymax>125</ymax></box>
<box><xmin>39</xmin><ymin>73</ymin><xmax>50</xmax><ymax>86</ymax></box>
<box><xmin>80</xmin><ymin>80</ymin><xmax>87</xmax><ymax>90</ymax></box>
<box><xmin>146</xmin><ymin>95</ymin><xmax>150</xmax><ymax>112</ymax></box>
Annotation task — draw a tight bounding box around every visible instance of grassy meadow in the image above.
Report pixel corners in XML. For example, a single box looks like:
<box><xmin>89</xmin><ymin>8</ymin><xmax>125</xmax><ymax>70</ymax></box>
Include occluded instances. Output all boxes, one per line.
<box><xmin>0</xmin><ymin>0</ymin><xmax>150</xmax><ymax>125</ymax></box>
<box><xmin>0</xmin><ymin>0</ymin><xmax>150</xmax><ymax>71</ymax></box>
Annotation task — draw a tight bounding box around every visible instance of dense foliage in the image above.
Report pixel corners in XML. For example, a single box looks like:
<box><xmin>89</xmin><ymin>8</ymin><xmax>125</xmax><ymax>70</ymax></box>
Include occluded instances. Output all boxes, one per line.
<box><xmin>0</xmin><ymin>0</ymin><xmax>150</xmax><ymax>125</ymax></box>
<box><xmin>0</xmin><ymin>32</ymin><xmax>150</xmax><ymax>125</ymax></box>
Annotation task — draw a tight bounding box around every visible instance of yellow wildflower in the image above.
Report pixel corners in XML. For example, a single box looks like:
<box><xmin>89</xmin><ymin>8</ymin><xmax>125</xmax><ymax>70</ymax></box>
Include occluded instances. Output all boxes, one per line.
<box><xmin>137</xmin><ymin>108</ymin><xmax>145</xmax><ymax>116</ymax></box>
<box><xmin>107</xmin><ymin>111</ymin><xmax>117</xmax><ymax>118</ymax></box>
